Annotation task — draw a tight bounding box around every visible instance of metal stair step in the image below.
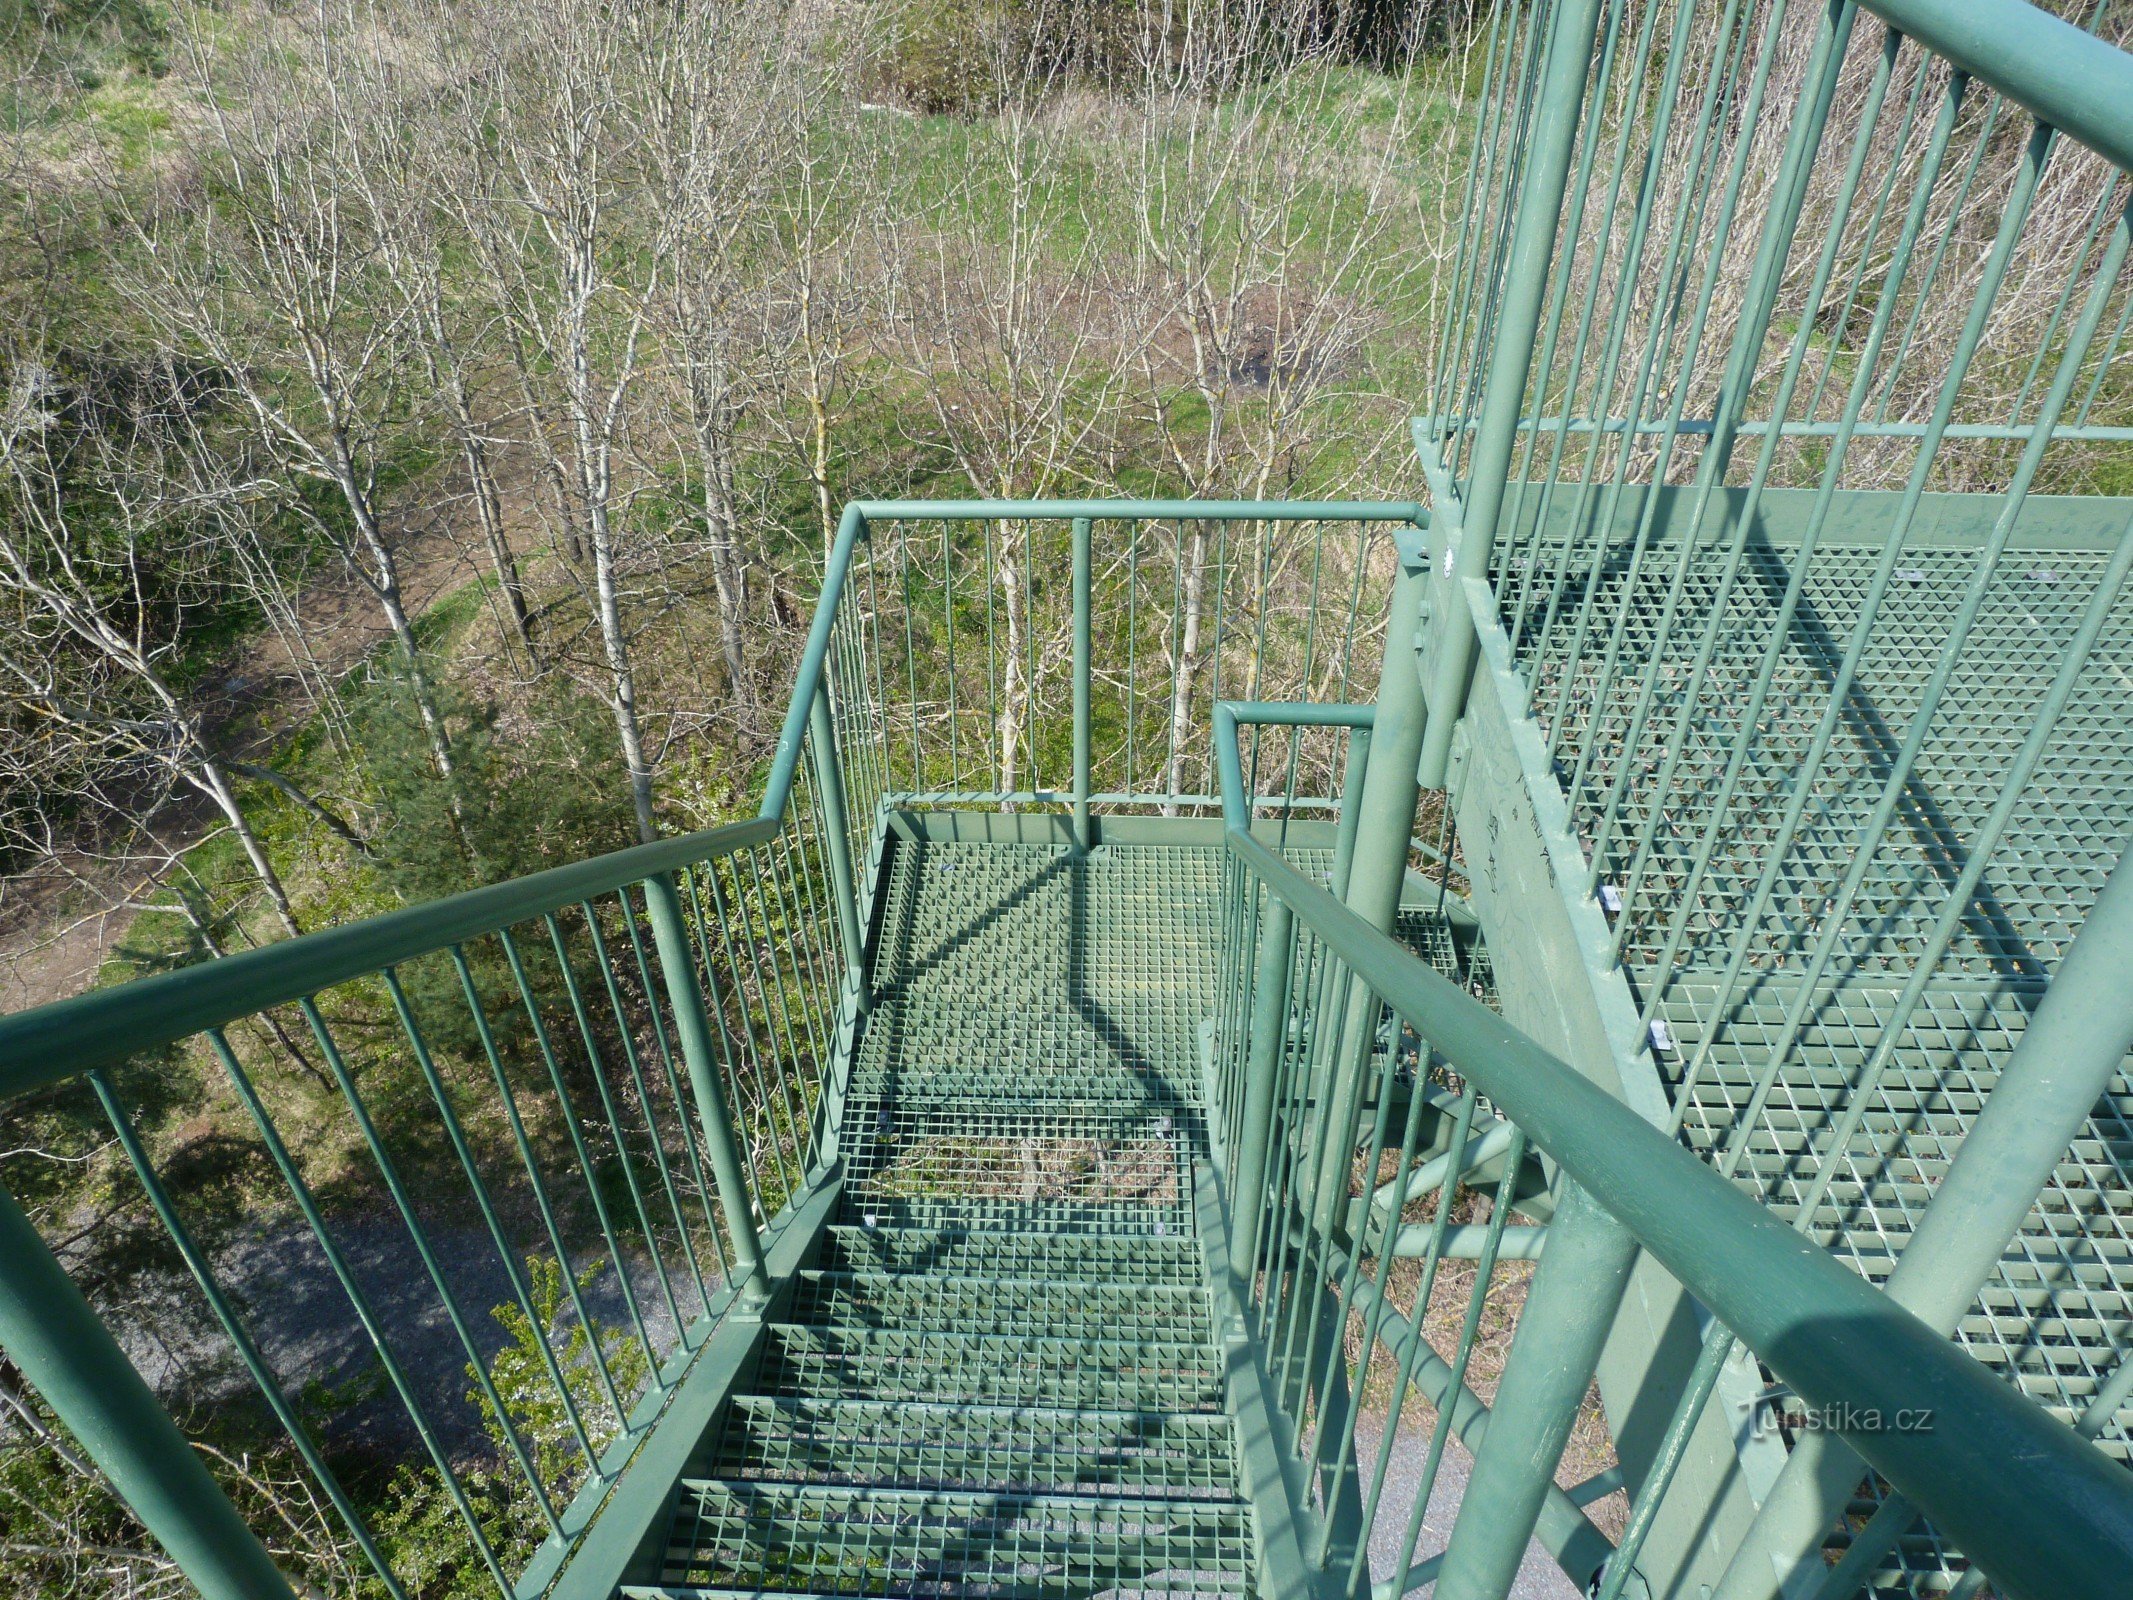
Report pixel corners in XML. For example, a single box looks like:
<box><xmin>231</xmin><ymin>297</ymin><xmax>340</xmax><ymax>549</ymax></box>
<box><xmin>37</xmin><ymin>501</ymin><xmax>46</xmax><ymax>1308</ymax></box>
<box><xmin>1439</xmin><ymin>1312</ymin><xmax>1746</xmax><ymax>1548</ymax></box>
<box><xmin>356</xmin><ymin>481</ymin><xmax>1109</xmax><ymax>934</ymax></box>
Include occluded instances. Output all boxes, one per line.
<box><xmin>640</xmin><ymin>1480</ymin><xmax>1252</xmax><ymax>1598</ymax></box>
<box><xmin>755</xmin><ymin>1325</ymin><xmax>1226</xmax><ymax>1412</ymax></box>
<box><xmin>820</xmin><ymin>1225</ymin><xmax>1202</xmax><ymax>1283</ymax></box>
<box><xmin>835</xmin><ymin>1196</ymin><xmax>1197</xmax><ymax>1235</ymax></box>
<box><xmin>714</xmin><ymin>1395</ymin><xmax>1239</xmax><ymax>1498</ymax></box>
<box><xmin>790</xmin><ymin>1270</ymin><xmax>1211</xmax><ymax>1341</ymax></box>
<box><xmin>842</xmin><ymin>1101</ymin><xmax>1198</xmax><ymax>1220</ymax></box>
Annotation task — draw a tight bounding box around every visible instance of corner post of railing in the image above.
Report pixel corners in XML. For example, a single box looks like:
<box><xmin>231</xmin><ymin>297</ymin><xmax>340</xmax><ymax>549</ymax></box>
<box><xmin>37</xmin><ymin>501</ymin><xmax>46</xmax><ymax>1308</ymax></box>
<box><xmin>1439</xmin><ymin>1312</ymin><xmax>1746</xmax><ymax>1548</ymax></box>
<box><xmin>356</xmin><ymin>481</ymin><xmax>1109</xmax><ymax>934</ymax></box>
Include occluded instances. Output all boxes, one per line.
<box><xmin>1435</xmin><ymin>1181</ymin><xmax>1643</xmax><ymax>1600</ymax></box>
<box><xmin>1414</xmin><ymin>0</ymin><xmax>1608</xmax><ymax>789</ymax></box>
<box><xmin>0</xmin><ymin>1182</ymin><xmax>299</xmax><ymax>1600</ymax></box>
<box><xmin>807</xmin><ymin>683</ymin><xmax>866</xmax><ymax>996</ymax></box>
<box><xmin>1071</xmin><ymin>514</ymin><xmax>1094</xmax><ymax>854</ymax></box>
<box><xmin>1329</xmin><ymin>724</ymin><xmax>1371</xmax><ymax>901</ymax></box>
<box><xmin>1307</xmin><ymin>533</ymin><xmax>1431</xmax><ymax>1230</ymax></box>
<box><xmin>641</xmin><ymin>870</ymin><xmax>767</xmax><ymax>1300</ymax></box>
<box><xmin>1706</xmin><ymin>837</ymin><xmax>2133</xmax><ymax>1600</ymax></box>
<box><xmin>1235</xmin><ymin>891</ymin><xmax>1294</xmax><ymax>1275</ymax></box>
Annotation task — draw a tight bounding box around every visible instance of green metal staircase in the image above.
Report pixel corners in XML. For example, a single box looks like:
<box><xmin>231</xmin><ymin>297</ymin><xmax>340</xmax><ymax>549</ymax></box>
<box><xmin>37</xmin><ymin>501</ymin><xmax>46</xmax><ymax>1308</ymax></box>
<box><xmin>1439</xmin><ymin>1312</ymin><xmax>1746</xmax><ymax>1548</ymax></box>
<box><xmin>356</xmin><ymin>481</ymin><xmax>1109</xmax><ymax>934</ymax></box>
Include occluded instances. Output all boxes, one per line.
<box><xmin>633</xmin><ymin>838</ymin><xmax>1255</xmax><ymax>1600</ymax></box>
<box><xmin>6</xmin><ymin>5</ymin><xmax>2133</xmax><ymax>1600</ymax></box>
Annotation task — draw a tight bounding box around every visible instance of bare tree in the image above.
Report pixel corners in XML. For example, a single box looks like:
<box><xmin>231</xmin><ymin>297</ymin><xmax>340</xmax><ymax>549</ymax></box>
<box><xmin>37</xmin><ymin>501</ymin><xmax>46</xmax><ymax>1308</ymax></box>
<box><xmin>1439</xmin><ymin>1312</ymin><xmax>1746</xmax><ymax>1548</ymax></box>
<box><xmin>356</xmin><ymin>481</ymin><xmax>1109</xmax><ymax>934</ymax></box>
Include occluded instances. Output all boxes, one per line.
<box><xmin>1114</xmin><ymin>1</ymin><xmax>1428</xmax><ymax>801</ymax></box>
<box><xmin>758</xmin><ymin>29</ymin><xmax>894</xmax><ymax>561</ymax></box>
<box><xmin>640</xmin><ymin>0</ymin><xmax>807</xmax><ymax>723</ymax></box>
<box><xmin>887</xmin><ymin>26</ymin><xmax>1141</xmax><ymax>795</ymax></box>
<box><xmin>328</xmin><ymin>7</ymin><xmax>543</xmax><ymax>674</ymax></box>
<box><xmin>123</xmin><ymin>0</ymin><xmax>466</xmax><ymax>818</ymax></box>
<box><xmin>436</xmin><ymin>0</ymin><xmax>681</xmax><ymax>841</ymax></box>
<box><xmin>0</xmin><ymin>363</ymin><xmax>307</xmax><ymax>940</ymax></box>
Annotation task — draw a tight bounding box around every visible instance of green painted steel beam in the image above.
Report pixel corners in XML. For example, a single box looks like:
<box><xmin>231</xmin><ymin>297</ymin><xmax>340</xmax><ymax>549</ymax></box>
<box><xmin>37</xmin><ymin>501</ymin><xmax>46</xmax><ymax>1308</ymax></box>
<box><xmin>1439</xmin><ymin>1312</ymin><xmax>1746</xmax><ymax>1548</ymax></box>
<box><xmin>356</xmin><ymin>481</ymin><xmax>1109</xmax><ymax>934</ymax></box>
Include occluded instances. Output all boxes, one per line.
<box><xmin>1313</xmin><ymin>557</ymin><xmax>1432</xmax><ymax>1233</ymax></box>
<box><xmin>644</xmin><ymin>871</ymin><xmax>769</xmax><ymax>1293</ymax></box>
<box><xmin>1435</xmin><ymin>1185</ymin><xmax>1637</xmax><ymax>1600</ymax></box>
<box><xmin>545</xmin><ymin>1176</ymin><xmax>842</xmax><ymax>1600</ymax></box>
<box><xmin>0</xmin><ymin>1182</ymin><xmax>297</xmax><ymax>1600</ymax></box>
<box><xmin>1315</xmin><ymin>1228</ymin><xmax>1624</xmax><ymax>1597</ymax></box>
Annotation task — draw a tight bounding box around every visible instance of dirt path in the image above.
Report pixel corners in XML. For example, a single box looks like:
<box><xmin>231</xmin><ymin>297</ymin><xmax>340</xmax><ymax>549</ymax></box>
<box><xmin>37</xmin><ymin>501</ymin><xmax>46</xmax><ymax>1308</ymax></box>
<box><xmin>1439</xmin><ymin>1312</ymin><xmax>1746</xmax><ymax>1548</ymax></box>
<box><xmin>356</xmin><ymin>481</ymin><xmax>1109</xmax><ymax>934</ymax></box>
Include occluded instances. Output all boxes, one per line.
<box><xmin>118</xmin><ymin>1216</ymin><xmax>703</xmax><ymax>1462</ymax></box>
<box><xmin>0</xmin><ymin>506</ymin><xmax>494</xmax><ymax>1016</ymax></box>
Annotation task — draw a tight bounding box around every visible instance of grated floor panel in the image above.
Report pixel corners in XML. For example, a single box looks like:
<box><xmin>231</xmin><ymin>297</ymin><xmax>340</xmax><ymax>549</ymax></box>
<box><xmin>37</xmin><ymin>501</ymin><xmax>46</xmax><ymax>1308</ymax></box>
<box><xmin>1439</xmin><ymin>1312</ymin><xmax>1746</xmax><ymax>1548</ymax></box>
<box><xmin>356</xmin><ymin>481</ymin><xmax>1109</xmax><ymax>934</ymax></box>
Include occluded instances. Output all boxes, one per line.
<box><xmin>1497</xmin><ymin>529</ymin><xmax>2133</xmax><ymax>1588</ymax></box>
<box><xmin>644</xmin><ymin>840</ymin><xmax>1255</xmax><ymax>1599</ymax></box>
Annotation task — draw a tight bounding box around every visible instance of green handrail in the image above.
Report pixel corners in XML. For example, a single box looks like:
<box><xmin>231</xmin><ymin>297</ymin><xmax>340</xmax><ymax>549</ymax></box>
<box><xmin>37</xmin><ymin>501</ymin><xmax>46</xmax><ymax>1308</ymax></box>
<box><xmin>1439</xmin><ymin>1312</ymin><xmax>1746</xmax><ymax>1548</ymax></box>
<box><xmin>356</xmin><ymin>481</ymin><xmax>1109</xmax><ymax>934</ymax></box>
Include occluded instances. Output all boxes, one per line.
<box><xmin>0</xmin><ymin>495</ymin><xmax>1426</xmax><ymax>1600</ymax></box>
<box><xmin>759</xmin><ymin>498</ymin><xmax>1426</xmax><ymax>825</ymax></box>
<box><xmin>1212</xmin><ymin>701</ymin><xmax>2133</xmax><ymax>1600</ymax></box>
<box><xmin>0</xmin><ymin>817</ymin><xmax>777</xmax><ymax>1093</ymax></box>
<box><xmin>1858</xmin><ymin>0</ymin><xmax>2133</xmax><ymax>175</ymax></box>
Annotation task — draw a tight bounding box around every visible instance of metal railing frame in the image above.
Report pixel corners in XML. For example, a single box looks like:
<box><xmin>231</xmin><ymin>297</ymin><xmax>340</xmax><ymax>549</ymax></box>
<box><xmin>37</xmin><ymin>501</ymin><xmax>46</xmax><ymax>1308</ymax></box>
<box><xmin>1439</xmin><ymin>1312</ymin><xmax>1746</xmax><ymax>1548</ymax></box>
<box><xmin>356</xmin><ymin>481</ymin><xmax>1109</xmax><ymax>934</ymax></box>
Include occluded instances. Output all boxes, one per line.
<box><xmin>0</xmin><ymin>497</ymin><xmax>1424</xmax><ymax>1600</ymax></box>
<box><xmin>1417</xmin><ymin>2</ymin><xmax>2133</xmax><ymax>1594</ymax></box>
<box><xmin>1211</xmin><ymin>700</ymin><xmax>2133</xmax><ymax>1600</ymax></box>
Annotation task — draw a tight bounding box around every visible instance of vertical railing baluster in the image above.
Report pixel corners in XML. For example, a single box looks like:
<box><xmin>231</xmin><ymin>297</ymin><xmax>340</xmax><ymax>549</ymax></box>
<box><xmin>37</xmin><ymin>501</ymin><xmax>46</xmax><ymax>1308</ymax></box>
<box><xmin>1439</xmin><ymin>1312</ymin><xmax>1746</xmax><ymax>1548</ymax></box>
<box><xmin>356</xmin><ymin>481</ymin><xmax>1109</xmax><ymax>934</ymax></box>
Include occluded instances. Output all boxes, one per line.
<box><xmin>1234</xmin><ymin>895</ymin><xmax>1294</xmax><ymax>1274</ymax></box>
<box><xmin>809</xmin><ymin>684</ymin><xmax>866</xmax><ymax>996</ymax></box>
<box><xmin>383</xmin><ymin>971</ymin><xmax>606</xmax><ymax>1466</ymax></box>
<box><xmin>1308</xmin><ymin>540</ymin><xmax>1429</xmax><ymax>1229</ymax></box>
<box><xmin>1417</xmin><ymin>0</ymin><xmax>1607</xmax><ymax>789</ymax></box>
<box><xmin>450</xmin><ymin>945</ymin><xmax>635</xmax><ymax>1426</ymax></box>
<box><xmin>581</xmin><ymin>905</ymin><xmax>717</xmax><ymax>1312</ymax></box>
<box><xmin>209</xmin><ymin>1028</ymin><xmax>518</xmax><ymax>1598</ymax></box>
<box><xmin>1072</xmin><ymin>514</ymin><xmax>1093</xmax><ymax>851</ymax></box>
<box><xmin>642</xmin><ymin>871</ymin><xmax>767</xmax><ymax>1299</ymax></box>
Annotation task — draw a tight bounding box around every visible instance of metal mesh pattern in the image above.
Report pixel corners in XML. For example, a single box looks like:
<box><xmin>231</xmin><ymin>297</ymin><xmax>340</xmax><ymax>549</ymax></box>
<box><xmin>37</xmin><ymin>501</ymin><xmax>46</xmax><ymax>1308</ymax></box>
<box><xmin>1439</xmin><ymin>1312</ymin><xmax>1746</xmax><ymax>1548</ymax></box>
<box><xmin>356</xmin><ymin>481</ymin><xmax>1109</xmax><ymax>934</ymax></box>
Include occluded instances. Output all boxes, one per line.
<box><xmin>1507</xmin><ymin>537</ymin><xmax>2133</xmax><ymax>979</ymax></box>
<box><xmin>1498</xmin><ymin>527</ymin><xmax>2133</xmax><ymax>1468</ymax></box>
<box><xmin>716</xmin><ymin>1399</ymin><xmax>1239</xmax><ymax>1499</ymax></box>
<box><xmin>1393</xmin><ymin>906</ymin><xmax>1499</xmax><ymax>1005</ymax></box>
<box><xmin>646</xmin><ymin>1483</ymin><xmax>1252</xmax><ymax>1598</ymax></box>
<box><xmin>790</xmin><ymin>1272</ymin><xmax>1211</xmax><ymax>1342</ymax></box>
<box><xmin>820</xmin><ymin>1226</ymin><xmax>1202</xmax><ymax>1285</ymax></box>
<box><xmin>1657</xmin><ymin>974</ymin><xmax>2133</xmax><ymax>1460</ymax></box>
<box><xmin>651</xmin><ymin>837</ymin><xmax>1253</xmax><ymax>1598</ymax></box>
<box><xmin>754</xmin><ymin>1327</ymin><xmax>1227</xmax><ymax>1413</ymax></box>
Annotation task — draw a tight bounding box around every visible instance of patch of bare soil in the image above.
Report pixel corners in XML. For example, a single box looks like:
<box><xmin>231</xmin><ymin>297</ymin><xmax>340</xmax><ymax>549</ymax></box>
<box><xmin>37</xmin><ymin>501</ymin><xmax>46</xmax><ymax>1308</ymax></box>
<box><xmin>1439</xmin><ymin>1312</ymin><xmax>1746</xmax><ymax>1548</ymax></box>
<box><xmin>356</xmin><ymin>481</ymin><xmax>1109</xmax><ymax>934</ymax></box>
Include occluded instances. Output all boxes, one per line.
<box><xmin>0</xmin><ymin>495</ymin><xmax>496</xmax><ymax>1015</ymax></box>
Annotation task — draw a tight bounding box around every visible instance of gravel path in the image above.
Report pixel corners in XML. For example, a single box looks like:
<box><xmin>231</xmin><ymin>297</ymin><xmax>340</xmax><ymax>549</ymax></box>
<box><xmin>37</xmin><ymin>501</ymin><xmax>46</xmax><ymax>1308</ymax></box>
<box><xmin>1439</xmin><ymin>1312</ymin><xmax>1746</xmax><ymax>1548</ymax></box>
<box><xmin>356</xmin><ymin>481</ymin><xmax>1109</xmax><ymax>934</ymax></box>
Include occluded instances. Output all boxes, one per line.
<box><xmin>121</xmin><ymin>1217</ymin><xmax>709</xmax><ymax>1460</ymax></box>
<box><xmin>1351</xmin><ymin>1413</ymin><xmax>1584</xmax><ymax>1599</ymax></box>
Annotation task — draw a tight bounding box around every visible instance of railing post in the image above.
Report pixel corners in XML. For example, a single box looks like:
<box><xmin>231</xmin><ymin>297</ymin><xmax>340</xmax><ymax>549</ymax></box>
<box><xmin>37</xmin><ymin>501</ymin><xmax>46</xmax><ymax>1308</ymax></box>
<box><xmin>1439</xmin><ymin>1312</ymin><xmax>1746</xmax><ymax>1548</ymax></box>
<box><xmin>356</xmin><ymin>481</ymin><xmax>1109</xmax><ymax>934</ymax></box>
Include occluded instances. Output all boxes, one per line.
<box><xmin>1071</xmin><ymin>515</ymin><xmax>1093</xmax><ymax>853</ymax></box>
<box><xmin>1308</xmin><ymin>544</ymin><xmax>1430</xmax><ymax>1228</ymax></box>
<box><xmin>1435</xmin><ymin>1183</ymin><xmax>1642</xmax><ymax>1600</ymax></box>
<box><xmin>1235</xmin><ymin>895</ymin><xmax>1294</xmax><ymax>1275</ymax></box>
<box><xmin>1415</xmin><ymin>0</ymin><xmax>1608</xmax><ymax>788</ymax></box>
<box><xmin>642</xmin><ymin>871</ymin><xmax>767</xmax><ymax>1298</ymax></box>
<box><xmin>0</xmin><ymin>1183</ymin><xmax>298</xmax><ymax>1600</ymax></box>
<box><xmin>807</xmin><ymin>683</ymin><xmax>867</xmax><ymax>995</ymax></box>
<box><xmin>1710</xmin><ymin>839</ymin><xmax>2133</xmax><ymax>1600</ymax></box>
<box><xmin>1330</xmin><ymin>724</ymin><xmax>1373</xmax><ymax>901</ymax></box>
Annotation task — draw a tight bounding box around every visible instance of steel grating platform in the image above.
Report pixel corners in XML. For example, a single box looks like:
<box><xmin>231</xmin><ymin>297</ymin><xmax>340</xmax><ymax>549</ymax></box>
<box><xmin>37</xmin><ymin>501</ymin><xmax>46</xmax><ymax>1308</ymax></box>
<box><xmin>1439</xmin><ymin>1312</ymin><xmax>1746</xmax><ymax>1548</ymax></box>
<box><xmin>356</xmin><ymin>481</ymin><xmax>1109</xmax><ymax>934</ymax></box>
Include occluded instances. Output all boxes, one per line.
<box><xmin>1498</xmin><ymin>532</ymin><xmax>2133</xmax><ymax>1472</ymax></box>
<box><xmin>635</xmin><ymin>839</ymin><xmax>1258</xmax><ymax>1599</ymax></box>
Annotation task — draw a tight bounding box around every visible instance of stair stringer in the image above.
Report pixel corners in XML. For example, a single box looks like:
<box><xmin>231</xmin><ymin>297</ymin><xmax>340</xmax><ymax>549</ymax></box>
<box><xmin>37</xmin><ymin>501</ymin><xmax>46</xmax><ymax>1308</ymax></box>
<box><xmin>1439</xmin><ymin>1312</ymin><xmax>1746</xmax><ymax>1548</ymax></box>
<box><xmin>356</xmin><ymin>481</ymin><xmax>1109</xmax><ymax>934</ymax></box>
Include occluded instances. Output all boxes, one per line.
<box><xmin>1433</xmin><ymin>565</ymin><xmax>1790</xmax><ymax>1600</ymax></box>
<box><xmin>553</xmin><ymin>802</ymin><xmax>897</xmax><ymax>1600</ymax></box>
<box><xmin>547</xmin><ymin>1174</ymin><xmax>846</xmax><ymax>1600</ymax></box>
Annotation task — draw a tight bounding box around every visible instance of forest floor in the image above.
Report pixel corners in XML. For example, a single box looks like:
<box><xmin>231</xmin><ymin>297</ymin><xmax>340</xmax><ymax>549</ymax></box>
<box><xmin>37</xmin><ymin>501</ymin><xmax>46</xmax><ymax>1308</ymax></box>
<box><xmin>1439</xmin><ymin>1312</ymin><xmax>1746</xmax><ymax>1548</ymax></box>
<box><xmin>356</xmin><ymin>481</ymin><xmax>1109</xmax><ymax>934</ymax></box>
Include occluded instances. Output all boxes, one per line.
<box><xmin>0</xmin><ymin>498</ymin><xmax>498</xmax><ymax>1015</ymax></box>
<box><xmin>114</xmin><ymin>1215</ymin><xmax>689</xmax><ymax>1462</ymax></box>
